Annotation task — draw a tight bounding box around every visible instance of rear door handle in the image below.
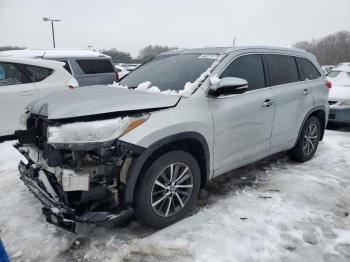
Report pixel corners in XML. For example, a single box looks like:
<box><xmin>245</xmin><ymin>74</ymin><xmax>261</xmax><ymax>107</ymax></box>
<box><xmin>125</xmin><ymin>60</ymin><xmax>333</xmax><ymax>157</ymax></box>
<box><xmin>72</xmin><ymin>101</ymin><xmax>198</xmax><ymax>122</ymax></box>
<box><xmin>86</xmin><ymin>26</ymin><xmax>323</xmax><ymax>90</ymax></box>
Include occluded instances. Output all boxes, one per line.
<box><xmin>303</xmin><ymin>88</ymin><xmax>311</xmax><ymax>95</ymax></box>
<box><xmin>261</xmin><ymin>99</ymin><xmax>274</xmax><ymax>107</ymax></box>
<box><xmin>20</xmin><ymin>91</ymin><xmax>35</xmax><ymax>96</ymax></box>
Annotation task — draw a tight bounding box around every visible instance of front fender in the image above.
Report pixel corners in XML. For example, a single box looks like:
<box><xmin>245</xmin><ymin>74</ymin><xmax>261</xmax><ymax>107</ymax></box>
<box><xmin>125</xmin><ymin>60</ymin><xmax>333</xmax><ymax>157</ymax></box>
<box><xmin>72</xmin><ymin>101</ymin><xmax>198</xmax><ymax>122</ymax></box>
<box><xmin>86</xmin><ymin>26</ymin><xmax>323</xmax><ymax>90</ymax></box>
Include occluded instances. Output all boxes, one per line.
<box><xmin>124</xmin><ymin>132</ymin><xmax>210</xmax><ymax>204</ymax></box>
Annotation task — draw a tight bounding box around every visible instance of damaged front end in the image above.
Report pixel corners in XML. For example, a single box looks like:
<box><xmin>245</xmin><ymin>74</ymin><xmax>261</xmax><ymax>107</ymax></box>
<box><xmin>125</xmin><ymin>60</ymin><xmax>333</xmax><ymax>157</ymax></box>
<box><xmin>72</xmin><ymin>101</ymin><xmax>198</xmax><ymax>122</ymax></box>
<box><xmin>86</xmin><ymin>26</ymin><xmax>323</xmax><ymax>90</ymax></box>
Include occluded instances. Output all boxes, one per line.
<box><xmin>15</xmin><ymin>113</ymin><xmax>147</xmax><ymax>233</ymax></box>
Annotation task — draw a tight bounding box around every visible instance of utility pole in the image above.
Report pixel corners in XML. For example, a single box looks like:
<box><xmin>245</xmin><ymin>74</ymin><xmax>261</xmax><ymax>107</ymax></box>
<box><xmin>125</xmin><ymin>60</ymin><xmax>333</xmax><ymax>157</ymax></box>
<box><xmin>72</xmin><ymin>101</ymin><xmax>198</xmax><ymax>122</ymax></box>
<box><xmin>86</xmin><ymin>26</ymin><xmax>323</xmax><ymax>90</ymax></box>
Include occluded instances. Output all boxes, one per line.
<box><xmin>232</xmin><ymin>37</ymin><xmax>237</xmax><ymax>47</ymax></box>
<box><xmin>43</xmin><ymin>17</ymin><xmax>61</xmax><ymax>48</ymax></box>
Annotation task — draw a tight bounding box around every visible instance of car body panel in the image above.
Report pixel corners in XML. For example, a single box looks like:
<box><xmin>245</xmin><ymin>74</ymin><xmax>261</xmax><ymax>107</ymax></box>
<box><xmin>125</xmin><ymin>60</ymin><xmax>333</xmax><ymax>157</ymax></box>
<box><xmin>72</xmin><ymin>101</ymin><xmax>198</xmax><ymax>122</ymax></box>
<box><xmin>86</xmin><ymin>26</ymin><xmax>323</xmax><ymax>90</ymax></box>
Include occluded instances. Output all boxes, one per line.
<box><xmin>27</xmin><ymin>85</ymin><xmax>181</xmax><ymax>120</ymax></box>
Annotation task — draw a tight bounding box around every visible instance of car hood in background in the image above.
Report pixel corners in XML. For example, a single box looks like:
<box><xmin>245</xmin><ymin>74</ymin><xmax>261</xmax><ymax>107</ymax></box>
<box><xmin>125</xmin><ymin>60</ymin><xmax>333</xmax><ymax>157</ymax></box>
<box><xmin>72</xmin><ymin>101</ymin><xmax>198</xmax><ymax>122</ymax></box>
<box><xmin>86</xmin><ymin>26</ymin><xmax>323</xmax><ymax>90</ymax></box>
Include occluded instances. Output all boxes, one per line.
<box><xmin>27</xmin><ymin>85</ymin><xmax>181</xmax><ymax>120</ymax></box>
<box><xmin>328</xmin><ymin>85</ymin><xmax>350</xmax><ymax>101</ymax></box>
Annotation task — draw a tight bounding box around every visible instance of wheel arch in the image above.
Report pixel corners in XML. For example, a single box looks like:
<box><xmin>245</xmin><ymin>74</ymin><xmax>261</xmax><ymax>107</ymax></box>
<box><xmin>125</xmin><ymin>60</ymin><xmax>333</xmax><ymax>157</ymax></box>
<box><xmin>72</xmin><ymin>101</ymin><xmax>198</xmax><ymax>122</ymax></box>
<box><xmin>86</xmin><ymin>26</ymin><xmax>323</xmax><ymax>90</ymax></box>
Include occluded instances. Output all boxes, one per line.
<box><xmin>294</xmin><ymin>106</ymin><xmax>327</xmax><ymax>147</ymax></box>
<box><xmin>124</xmin><ymin>132</ymin><xmax>210</xmax><ymax>204</ymax></box>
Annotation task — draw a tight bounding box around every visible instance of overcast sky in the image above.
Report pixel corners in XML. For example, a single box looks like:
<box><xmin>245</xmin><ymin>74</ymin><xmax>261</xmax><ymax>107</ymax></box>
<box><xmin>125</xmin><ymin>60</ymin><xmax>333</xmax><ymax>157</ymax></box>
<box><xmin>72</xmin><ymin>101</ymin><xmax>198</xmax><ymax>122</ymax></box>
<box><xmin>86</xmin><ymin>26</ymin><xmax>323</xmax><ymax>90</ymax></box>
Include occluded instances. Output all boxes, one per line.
<box><xmin>1</xmin><ymin>0</ymin><xmax>349</xmax><ymax>57</ymax></box>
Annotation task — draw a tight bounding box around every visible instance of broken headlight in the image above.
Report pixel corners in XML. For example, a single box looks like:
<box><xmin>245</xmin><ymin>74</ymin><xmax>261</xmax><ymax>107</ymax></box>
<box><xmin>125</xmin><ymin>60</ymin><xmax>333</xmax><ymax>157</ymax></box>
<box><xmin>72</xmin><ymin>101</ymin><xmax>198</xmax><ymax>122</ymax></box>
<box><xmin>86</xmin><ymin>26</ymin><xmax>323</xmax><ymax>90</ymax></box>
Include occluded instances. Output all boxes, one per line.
<box><xmin>47</xmin><ymin>114</ymin><xmax>150</xmax><ymax>145</ymax></box>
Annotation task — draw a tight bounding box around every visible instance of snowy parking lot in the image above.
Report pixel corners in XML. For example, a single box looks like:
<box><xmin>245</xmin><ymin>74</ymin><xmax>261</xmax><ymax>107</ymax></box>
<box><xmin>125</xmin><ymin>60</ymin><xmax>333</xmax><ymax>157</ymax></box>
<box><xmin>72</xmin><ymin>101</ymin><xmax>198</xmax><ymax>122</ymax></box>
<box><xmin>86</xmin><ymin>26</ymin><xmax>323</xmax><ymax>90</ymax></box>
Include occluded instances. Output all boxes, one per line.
<box><xmin>0</xmin><ymin>129</ymin><xmax>350</xmax><ymax>262</ymax></box>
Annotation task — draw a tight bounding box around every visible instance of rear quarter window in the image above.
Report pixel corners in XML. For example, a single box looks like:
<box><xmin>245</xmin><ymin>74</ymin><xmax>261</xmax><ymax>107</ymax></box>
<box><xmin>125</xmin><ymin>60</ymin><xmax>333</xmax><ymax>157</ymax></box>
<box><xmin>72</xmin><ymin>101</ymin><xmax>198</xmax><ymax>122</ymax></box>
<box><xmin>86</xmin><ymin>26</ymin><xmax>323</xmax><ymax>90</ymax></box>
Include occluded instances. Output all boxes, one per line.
<box><xmin>265</xmin><ymin>54</ymin><xmax>299</xmax><ymax>86</ymax></box>
<box><xmin>76</xmin><ymin>59</ymin><xmax>115</xmax><ymax>74</ymax></box>
<box><xmin>25</xmin><ymin>65</ymin><xmax>53</xmax><ymax>82</ymax></box>
<box><xmin>61</xmin><ymin>60</ymin><xmax>72</xmax><ymax>74</ymax></box>
<box><xmin>296</xmin><ymin>57</ymin><xmax>321</xmax><ymax>80</ymax></box>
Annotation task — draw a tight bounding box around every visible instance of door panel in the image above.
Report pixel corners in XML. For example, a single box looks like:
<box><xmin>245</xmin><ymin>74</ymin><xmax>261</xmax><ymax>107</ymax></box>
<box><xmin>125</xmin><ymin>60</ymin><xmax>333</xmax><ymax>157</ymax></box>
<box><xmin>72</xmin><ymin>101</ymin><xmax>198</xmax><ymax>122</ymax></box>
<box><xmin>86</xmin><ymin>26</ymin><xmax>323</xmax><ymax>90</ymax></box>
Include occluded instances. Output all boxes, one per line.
<box><xmin>210</xmin><ymin>88</ymin><xmax>275</xmax><ymax>176</ymax></box>
<box><xmin>270</xmin><ymin>82</ymin><xmax>314</xmax><ymax>152</ymax></box>
<box><xmin>0</xmin><ymin>62</ymin><xmax>39</xmax><ymax>135</ymax></box>
<box><xmin>0</xmin><ymin>83</ymin><xmax>38</xmax><ymax>135</ymax></box>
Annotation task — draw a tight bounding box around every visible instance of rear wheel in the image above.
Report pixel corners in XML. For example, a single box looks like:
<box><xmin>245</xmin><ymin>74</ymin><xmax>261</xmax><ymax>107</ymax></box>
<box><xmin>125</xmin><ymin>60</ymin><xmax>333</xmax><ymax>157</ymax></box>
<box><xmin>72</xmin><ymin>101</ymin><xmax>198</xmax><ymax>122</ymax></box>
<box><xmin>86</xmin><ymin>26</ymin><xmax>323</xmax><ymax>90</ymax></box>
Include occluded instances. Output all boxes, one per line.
<box><xmin>134</xmin><ymin>150</ymin><xmax>201</xmax><ymax>228</ymax></box>
<box><xmin>288</xmin><ymin>116</ymin><xmax>321</xmax><ymax>162</ymax></box>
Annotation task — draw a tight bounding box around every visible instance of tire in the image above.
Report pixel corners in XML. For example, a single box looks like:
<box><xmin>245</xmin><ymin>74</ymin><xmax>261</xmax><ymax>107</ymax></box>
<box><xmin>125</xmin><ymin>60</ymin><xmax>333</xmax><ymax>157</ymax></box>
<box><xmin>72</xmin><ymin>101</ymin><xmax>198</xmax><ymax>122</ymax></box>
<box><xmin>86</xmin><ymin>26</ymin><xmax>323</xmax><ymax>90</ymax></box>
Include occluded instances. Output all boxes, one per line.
<box><xmin>134</xmin><ymin>150</ymin><xmax>201</xmax><ymax>228</ymax></box>
<box><xmin>288</xmin><ymin>116</ymin><xmax>321</xmax><ymax>162</ymax></box>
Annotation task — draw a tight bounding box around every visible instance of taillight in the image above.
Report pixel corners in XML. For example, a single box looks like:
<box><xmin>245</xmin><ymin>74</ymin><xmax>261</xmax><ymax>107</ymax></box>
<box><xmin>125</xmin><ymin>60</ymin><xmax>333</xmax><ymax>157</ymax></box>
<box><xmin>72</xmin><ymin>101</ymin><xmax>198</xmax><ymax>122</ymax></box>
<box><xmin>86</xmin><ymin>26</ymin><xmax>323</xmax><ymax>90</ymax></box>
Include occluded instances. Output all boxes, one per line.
<box><xmin>68</xmin><ymin>85</ymin><xmax>75</xmax><ymax>89</ymax></box>
<box><xmin>325</xmin><ymin>80</ymin><xmax>332</xmax><ymax>89</ymax></box>
<box><xmin>115</xmin><ymin>72</ymin><xmax>119</xmax><ymax>81</ymax></box>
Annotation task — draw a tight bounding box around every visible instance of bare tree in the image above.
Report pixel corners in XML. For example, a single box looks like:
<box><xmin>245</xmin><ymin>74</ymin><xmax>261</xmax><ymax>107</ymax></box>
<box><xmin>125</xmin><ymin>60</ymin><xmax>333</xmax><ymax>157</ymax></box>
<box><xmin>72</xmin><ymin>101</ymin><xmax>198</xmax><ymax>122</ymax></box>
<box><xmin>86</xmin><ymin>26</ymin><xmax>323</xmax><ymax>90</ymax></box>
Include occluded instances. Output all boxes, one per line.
<box><xmin>100</xmin><ymin>48</ymin><xmax>133</xmax><ymax>63</ymax></box>
<box><xmin>293</xmin><ymin>31</ymin><xmax>350</xmax><ymax>65</ymax></box>
<box><xmin>0</xmin><ymin>45</ymin><xmax>24</xmax><ymax>52</ymax></box>
<box><xmin>137</xmin><ymin>45</ymin><xmax>178</xmax><ymax>62</ymax></box>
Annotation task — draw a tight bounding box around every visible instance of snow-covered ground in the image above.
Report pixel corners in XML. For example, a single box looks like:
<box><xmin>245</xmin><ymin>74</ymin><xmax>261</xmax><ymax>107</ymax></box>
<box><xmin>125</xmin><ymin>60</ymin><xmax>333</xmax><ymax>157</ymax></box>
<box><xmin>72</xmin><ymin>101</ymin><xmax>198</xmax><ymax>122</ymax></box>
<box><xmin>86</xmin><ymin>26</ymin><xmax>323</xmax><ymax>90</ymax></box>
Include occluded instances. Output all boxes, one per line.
<box><xmin>0</xmin><ymin>130</ymin><xmax>350</xmax><ymax>262</ymax></box>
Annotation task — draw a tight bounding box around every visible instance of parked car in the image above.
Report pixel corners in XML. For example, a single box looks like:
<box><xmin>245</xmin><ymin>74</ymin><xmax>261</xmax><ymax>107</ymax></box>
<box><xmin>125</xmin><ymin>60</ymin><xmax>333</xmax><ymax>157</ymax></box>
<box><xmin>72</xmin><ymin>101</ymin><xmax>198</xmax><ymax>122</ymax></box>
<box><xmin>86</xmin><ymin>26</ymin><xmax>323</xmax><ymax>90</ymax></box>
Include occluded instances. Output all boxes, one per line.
<box><xmin>0</xmin><ymin>57</ymin><xmax>78</xmax><ymax>137</ymax></box>
<box><xmin>114</xmin><ymin>64</ymin><xmax>130</xmax><ymax>78</ymax></box>
<box><xmin>0</xmin><ymin>49</ymin><xmax>117</xmax><ymax>86</ymax></box>
<box><xmin>327</xmin><ymin>66</ymin><xmax>350</xmax><ymax>125</ymax></box>
<box><xmin>322</xmin><ymin>65</ymin><xmax>334</xmax><ymax>74</ymax></box>
<box><xmin>15</xmin><ymin>46</ymin><xmax>329</xmax><ymax>232</ymax></box>
<box><xmin>117</xmin><ymin>63</ymin><xmax>141</xmax><ymax>71</ymax></box>
<box><xmin>335</xmin><ymin>62</ymin><xmax>350</xmax><ymax>68</ymax></box>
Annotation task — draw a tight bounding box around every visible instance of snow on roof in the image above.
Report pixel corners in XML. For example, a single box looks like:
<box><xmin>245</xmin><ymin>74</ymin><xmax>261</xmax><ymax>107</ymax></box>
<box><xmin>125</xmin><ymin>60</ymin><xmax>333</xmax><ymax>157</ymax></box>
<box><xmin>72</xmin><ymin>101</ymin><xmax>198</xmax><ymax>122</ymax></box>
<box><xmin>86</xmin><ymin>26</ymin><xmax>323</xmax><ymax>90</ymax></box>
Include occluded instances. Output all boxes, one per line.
<box><xmin>0</xmin><ymin>49</ymin><xmax>110</xmax><ymax>59</ymax></box>
<box><xmin>0</xmin><ymin>57</ymin><xmax>65</xmax><ymax>68</ymax></box>
<box><xmin>161</xmin><ymin>46</ymin><xmax>308</xmax><ymax>56</ymax></box>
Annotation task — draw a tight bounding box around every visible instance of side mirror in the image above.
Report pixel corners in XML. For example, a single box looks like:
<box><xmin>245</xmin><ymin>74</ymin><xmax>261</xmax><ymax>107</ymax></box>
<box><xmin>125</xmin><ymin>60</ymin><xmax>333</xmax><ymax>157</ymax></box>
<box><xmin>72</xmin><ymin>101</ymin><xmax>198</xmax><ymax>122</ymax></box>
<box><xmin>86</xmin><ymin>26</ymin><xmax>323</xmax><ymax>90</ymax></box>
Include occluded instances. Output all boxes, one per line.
<box><xmin>208</xmin><ymin>77</ymin><xmax>248</xmax><ymax>97</ymax></box>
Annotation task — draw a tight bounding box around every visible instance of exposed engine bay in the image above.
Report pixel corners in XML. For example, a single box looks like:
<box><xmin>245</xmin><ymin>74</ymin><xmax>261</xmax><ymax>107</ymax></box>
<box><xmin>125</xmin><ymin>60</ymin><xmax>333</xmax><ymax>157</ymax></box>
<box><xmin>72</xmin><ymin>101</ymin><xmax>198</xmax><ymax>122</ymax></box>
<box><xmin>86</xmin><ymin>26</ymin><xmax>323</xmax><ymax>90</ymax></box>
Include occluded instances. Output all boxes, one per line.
<box><xmin>15</xmin><ymin>113</ymin><xmax>145</xmax><ymax>232</ymax></box>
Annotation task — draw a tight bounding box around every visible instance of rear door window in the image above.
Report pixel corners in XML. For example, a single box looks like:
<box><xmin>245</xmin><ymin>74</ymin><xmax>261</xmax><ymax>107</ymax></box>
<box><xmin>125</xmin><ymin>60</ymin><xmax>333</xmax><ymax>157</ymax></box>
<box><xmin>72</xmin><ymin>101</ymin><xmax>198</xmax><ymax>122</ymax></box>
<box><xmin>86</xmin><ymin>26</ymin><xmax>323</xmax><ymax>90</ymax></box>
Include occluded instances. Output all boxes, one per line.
<box><xmin>76</xmin><ymin>59</ymin><xmax>115</xmax><ymax>74</ymax></box>
<box><xmin>265</xmin><ymin>54</ymin><xmax>299</xmax><ymax>86</ymax></box>
<box><xmin>25</xmin><ymin>65</ymin><xmax>53</xmax><ymax>82</ymax></box>
<box><xmin>0</xmin><ymin>63</ymin><xmax>29</xmax><ymax>86</ymax></box>
<box><xmin>296</xmin><ymin>58</ymin><xmax>321</xmax><ymax>80</ymax></box>
<box><xmin>220</xmin><ymin>54</ymin><xmax>266</xmax><ymax>91</ymax></box>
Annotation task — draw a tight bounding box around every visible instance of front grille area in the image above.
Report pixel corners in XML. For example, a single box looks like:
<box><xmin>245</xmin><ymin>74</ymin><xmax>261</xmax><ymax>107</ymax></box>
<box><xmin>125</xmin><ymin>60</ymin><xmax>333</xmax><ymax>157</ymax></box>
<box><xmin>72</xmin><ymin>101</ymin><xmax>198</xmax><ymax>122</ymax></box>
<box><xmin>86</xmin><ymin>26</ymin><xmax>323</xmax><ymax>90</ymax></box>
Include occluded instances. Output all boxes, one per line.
<box><xmin>328</xmin><ymin>101</ymin><xmax>338</xmax><ymax>105</ymax></box>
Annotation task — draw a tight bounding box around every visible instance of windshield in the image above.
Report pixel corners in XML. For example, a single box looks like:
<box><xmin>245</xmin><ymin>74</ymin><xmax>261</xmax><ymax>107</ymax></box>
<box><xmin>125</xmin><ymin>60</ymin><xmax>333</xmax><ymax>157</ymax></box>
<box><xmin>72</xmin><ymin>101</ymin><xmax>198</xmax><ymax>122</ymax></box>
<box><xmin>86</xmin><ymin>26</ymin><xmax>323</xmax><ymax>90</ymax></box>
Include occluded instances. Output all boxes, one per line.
<box><xmin>119</xmin><ymin>53</ymin><xmax>220</xmax><ymax>91</ymax></box>
<box><xmin>327</xmin><ymin>71</ymin><xmax>341</xmax><ymax>78</ymax></box>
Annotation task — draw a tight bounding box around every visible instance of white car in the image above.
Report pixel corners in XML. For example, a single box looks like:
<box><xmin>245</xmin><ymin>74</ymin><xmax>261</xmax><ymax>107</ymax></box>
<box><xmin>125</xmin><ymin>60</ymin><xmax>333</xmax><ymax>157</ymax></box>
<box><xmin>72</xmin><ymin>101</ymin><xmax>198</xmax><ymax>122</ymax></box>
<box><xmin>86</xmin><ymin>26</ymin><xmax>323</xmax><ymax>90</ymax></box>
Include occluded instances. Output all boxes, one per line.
<box><xmin>0</xmin><ymin>57</ymin><xmax>78</xmax><ymax>136</ymax></box>
<box><xmin>327</xmin><ymin>66</ymin><xmax>350</xmax><ymax>125</ymax></box>
<box><xmin>114</xmin><ymin>64</ymin><xmax>130</xmax><ymax>79</ymax></box>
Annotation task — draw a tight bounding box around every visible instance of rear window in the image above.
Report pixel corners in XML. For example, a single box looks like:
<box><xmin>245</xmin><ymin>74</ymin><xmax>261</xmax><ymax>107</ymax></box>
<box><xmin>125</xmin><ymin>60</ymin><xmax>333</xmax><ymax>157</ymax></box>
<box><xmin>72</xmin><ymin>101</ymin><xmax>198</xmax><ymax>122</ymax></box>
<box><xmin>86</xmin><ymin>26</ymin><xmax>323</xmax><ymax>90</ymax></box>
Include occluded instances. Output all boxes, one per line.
<box><xmin>76</xmin><ymin>59</ymin><xmax>115</xmax><ymax>74</ymax></box>
<box><xmin>265</xmin><ymin>54</ymin><xmax>299</xmax><ymax>86</ymax></box>
<box><xmin>296</xmin><ymin>58</ymin><xmax>321</xmax><ymax>80</ymax></box>
<box><xmin>25</xmin><ymin>65</ymin><xmax>53</xmax><ymax>82</ymax></box>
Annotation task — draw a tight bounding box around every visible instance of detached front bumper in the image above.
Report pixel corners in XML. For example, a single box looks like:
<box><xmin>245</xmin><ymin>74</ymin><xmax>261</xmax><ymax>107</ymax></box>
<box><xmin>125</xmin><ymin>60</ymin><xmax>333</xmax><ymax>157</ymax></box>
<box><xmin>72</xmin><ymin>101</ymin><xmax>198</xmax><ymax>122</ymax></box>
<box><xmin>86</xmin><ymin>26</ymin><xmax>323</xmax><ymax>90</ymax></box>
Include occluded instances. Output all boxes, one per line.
<box><xmin>17</xmin><ymin>153</ymin><xmax>133</xmax><ymax>234</ymax></box>
<box><xmin>329</xmin><ymin>105</ymin><xmax>350</xmax><ymax>125</ymax></box>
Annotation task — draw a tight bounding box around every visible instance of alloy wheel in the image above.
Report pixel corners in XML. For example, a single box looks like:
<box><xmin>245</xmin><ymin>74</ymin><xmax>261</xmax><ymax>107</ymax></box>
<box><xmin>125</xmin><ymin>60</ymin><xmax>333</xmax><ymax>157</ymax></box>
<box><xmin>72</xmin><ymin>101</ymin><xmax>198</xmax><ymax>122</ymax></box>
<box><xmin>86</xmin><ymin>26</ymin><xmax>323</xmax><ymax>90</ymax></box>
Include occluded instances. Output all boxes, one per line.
<box><xmin>302</xmin><ymin>123</ymin><xmax>318</xmax><ymax>156</ymax></box>
<box><xmin>151</xmin><ymin>163</ymin><xmax>193</xmax><ymax>217</ymax></box>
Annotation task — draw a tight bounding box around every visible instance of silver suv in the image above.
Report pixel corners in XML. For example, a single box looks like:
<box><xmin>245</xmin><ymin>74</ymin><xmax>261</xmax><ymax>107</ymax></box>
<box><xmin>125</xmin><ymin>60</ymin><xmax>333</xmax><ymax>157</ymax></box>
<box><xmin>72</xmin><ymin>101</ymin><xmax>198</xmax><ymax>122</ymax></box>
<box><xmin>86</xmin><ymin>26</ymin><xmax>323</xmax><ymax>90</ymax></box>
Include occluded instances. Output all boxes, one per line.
<box><xmin>15</xmin><ymin>46</ymin><xmax>329</xmax><ymax>232</ymax></box>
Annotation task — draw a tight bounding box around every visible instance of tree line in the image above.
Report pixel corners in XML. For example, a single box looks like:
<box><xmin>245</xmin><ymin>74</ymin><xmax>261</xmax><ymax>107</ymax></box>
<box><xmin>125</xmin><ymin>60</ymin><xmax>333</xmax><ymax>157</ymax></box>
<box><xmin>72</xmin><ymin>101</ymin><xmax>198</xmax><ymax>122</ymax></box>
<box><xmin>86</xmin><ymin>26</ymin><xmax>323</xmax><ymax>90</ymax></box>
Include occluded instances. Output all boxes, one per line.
<box><xmin>0</xmin><ymin>44</ymin><xmax>177</xmax><ymax>64</ymax></box>
<box><xmin>293</xmin><ymin>31</ymin><xmax>350</xmax><ymax>65</ymax></box>
<box><xmin>100</xmin><ymin>44</ymin><xmax>177</xmax><ymax>64</ymax></box>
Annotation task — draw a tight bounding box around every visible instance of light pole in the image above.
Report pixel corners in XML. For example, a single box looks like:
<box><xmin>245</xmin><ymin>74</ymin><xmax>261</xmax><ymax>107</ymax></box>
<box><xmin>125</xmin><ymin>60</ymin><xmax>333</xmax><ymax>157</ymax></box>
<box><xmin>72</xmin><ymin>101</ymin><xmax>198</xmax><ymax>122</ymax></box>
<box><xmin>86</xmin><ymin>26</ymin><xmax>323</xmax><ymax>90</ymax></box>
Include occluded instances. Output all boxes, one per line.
<box><xmin>43</xmin><ymin>17</ymin><xmax>61</xmax><ymax>48</ymax></box>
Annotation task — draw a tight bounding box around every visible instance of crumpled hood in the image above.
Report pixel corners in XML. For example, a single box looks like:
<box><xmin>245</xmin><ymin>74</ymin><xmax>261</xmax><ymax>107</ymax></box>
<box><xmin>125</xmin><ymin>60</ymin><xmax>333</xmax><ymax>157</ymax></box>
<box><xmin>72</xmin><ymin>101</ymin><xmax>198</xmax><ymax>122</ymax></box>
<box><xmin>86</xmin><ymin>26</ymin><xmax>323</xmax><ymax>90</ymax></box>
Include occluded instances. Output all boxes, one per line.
<box><xmin>27</xmin><ymin>85</ymin><xmax>181</xmax><ymax>119</ymax></box>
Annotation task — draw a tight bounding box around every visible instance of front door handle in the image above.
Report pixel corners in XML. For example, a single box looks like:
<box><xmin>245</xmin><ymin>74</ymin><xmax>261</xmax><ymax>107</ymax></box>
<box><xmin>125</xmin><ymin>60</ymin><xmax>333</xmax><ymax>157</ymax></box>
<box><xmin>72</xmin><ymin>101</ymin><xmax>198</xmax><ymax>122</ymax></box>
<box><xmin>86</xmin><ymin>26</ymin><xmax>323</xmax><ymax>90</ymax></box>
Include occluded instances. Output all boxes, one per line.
<box><xmin>303</xmin><ymin>88</ymin><xmax>311</xmax><ymax>95</ymax></box>
<box><xmin>20</xmin><ymin>91</ymin><xmax>35</xmax><ymax>96</ymax></box>
<box><xmin>261</xmin><ymin>98</ymin><xmax>274</xmax><ymax>107</ymax></box>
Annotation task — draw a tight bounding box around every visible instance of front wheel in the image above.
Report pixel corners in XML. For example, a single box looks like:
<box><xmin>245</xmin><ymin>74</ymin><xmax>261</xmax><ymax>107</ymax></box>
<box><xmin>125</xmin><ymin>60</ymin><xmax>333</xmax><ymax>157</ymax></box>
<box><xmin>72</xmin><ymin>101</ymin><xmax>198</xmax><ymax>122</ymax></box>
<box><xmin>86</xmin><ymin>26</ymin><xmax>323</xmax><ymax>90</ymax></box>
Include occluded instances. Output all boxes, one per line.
<box><xmin>288</xmin><ymin>116</ymin><xmax>321</xmax><ymax>162</ymax></box>
<box><xmin>134</xmin><ymin>150</ymin><xmax>201</xmax><ymax>228</ymax></box>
